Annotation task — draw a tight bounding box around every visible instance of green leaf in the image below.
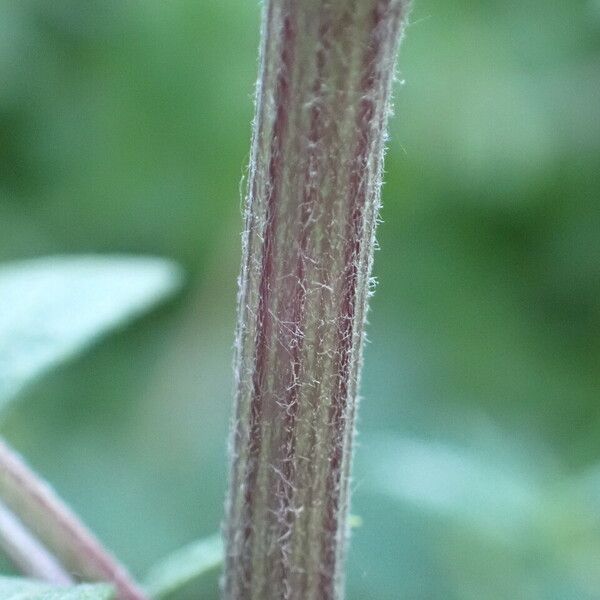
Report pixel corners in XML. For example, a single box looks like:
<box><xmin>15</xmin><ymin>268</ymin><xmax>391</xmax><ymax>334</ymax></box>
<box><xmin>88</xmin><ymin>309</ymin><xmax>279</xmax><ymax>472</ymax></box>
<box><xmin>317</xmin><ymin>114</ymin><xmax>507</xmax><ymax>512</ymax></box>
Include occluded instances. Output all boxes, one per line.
<box><xmin>0</xmin><ymin>255</ymin><xmax>183</xmax><ymax>409</ymax></box>
<box><xmin>0</xmin><ymin>576</ymin><xmax>113</xmax><ymax>600</ymax></box>
<box><xmin>144</xmin><ymin>533</ymin><xmax>223</xmax><ymax>599</ymax></box>
<box><xmin>361</xmin><ymin>433</ymin><xmax>543</xmax><ymax>541</ymax></box>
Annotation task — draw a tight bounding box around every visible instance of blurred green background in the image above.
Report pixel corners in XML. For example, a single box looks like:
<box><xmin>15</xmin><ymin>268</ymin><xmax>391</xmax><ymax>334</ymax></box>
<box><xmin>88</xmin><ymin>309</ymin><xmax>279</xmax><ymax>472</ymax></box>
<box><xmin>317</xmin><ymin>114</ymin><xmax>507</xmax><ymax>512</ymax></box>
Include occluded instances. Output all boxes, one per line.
<box><xmin>1</xmin><ymin>0</ymin><xmax>599</xmax><ymax>598</ymax></box>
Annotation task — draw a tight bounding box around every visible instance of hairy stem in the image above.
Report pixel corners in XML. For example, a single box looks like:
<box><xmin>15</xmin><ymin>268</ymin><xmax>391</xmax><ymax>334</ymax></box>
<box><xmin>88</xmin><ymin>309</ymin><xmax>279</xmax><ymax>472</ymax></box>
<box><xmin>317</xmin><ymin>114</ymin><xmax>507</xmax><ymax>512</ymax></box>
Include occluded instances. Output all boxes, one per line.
<box><xmin>0</xmin><ymin>499</ymin><xmax>74</xmax><ymax>586</ymax></box>
<box><xmin>0</xmin><ymin>438</ymin><xmax>148</xmax><ymax>600</ymax></box>
<box><xmin>224</xmin><ymin>1</ymin><xmax>409</xmax><ymax>598</ymax></box>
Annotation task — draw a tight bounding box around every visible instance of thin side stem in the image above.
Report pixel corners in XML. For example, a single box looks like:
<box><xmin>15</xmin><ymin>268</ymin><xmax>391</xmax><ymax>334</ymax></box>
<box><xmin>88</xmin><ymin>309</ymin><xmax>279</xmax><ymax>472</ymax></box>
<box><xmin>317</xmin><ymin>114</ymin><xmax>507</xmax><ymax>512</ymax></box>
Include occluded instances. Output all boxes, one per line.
<box><xmin>0</xmin><ymin>437</ymin><xmax>148</xmax><ymax>600</ymax></box>
<box><xmin>0</xmin><ymin>499</ymin><xmax>74</xmax><ymax>586</ymax></box>
<box><xmin>224</xmin><ymin>1</ymin><xmax>409</xmax><ymax>598</ymax></box>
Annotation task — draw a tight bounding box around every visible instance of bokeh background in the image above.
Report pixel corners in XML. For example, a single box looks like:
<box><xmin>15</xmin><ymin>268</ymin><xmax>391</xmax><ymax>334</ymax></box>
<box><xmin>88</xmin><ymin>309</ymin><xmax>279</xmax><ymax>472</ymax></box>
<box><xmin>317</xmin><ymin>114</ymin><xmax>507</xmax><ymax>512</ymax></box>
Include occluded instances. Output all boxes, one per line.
<box><xmin>1</xmin><ymin>0</ymin><xmax>599</xmax><ymax>598</ymax></box>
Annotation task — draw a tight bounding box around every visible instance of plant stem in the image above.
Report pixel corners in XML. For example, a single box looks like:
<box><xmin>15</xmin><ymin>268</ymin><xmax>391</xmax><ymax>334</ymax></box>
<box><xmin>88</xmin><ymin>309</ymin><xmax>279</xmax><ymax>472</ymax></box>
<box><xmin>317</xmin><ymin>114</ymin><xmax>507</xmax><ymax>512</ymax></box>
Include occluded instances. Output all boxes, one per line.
<box><xmin>0</xmin><ymin>499</ymin><xmax>74</xmax><ymax>586</ymax></box>
<box><xmin>0</xmin><ymin>437</ymin><xmax>148</xmax><ymax>600</ymax></box>
<box><xmin>224</xmin><ymin>1</ymin><xmax>409</xmax><ymax>598</ymax></box>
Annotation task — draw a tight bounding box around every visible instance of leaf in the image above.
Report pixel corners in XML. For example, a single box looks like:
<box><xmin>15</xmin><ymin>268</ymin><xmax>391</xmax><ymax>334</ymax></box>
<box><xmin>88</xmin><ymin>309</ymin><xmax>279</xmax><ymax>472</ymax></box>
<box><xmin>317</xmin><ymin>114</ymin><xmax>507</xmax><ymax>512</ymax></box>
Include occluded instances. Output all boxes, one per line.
<box><xmin>0</xmin><ymin>576</ymin><xmax>113</xmax><ymax>600</ymax></box>
<box><xmin>361</xmin><ymin>433</ymin><xmax>543</xmax><ymax>542</ymax></box>
<box><xmin>348</xmin><ymin>514</ymin><xmax>363</xmax><ymax>529</ymax></box>
<box><xmin>358</xmin><ymin>433</ymin><xmax>600</xmax><ymax>598</ymax></box>
<box><xmin>144</xmin><ymin>534</ymin><xmax>223</xmax><ymax>599</ymax></box>
<box><xmin>0</xmin><ymin>255</ymin><xmax>183</xmax><ymax>409</ymax></box>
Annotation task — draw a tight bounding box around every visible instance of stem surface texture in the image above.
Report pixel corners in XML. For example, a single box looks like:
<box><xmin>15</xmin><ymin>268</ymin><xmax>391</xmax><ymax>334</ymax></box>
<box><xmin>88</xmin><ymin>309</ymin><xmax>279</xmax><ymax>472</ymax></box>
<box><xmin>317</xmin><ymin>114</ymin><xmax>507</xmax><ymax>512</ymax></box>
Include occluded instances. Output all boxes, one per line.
<box><xmin>225</xmin><ymin>1</ymin><xmax>408</xmax><ymax>598</ymax></box>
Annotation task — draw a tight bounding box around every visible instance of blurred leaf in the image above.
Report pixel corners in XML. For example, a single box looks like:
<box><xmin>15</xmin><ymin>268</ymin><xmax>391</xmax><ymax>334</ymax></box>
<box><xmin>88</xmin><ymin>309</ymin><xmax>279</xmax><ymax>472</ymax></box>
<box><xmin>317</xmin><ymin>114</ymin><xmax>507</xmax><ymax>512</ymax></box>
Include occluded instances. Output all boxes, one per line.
<box><xmin>358</xmin><ymin>432</ymin><xmax>600</xmax><ymax>598</ymax></box>
<box><xmin>0</xmin><ymin>255</ymin><xmax>183</xmax><ymax>410</ymax></box>
<box><xmin>362</xmin><ymin>432</ymin><xmax>543</xmax><ymax>542</ymax></box>
<box><xmin>0</xmin><ymin>576</ymin><xmax>113</xmax><ymax>600</ymax></box>
<box><xmin>348</xmin><ymin>514</ymin><xmax>363</xmax><ymax>529</ymax></box>
<box><xmin>144</xmin><ymin>533</ymin><xmax>222</xmax><ymax>599</ymax></box>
